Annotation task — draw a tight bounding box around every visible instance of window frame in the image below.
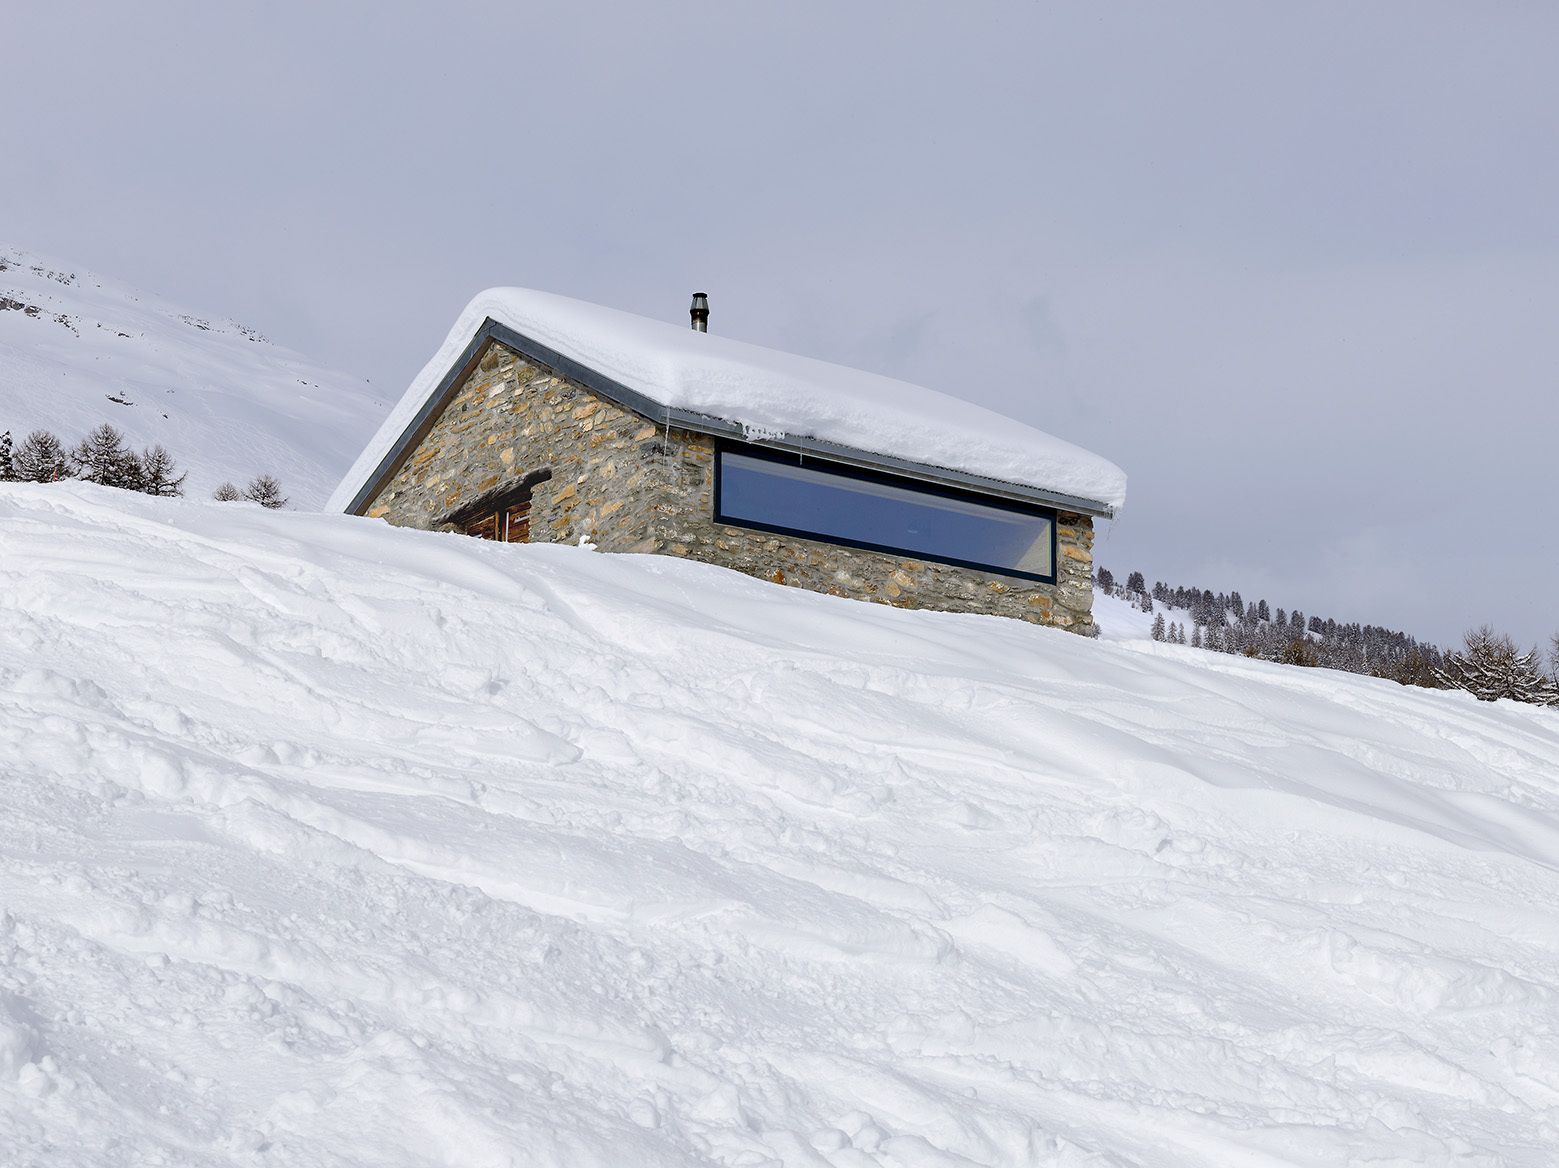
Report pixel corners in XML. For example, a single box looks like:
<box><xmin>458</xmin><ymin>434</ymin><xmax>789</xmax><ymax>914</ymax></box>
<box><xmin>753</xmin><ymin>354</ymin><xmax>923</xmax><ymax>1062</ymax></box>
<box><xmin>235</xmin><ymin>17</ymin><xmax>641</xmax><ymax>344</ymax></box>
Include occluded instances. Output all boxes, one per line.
<box><xmin>713</xmin><ymin>439</ymin><xmax>1059</xmax><ymax>584</ymax></box>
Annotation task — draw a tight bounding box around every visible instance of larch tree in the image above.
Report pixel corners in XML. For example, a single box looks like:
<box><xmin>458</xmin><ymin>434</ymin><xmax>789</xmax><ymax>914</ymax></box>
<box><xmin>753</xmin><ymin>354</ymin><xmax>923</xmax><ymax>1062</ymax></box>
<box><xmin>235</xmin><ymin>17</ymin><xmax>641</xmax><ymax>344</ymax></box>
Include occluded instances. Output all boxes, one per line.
<box><xmin>243</xmin><ymin>474</ymin><xmax>288</xmax><ymax>509</ymax></box>
<box><xmin>14</xmin><ymin>430</ymin><xmax>67</xmax><ymax>483</ymax></box>
<box><xmin>212</xmin><ymin>481</ymin><xmax>243</xmax><ymax>501</ymax></box>
<box><xmin>137</xmin><ymin>445</ymin><xmax>187</xmax><ymax>497</ymax></box>
<box><xmin>1435</xmin><ymin>626</ymin><xmax>1557</xmax><ymax>706</ymax></box>
<box><xmin>70</xmin><ymin>423</ymin><xmax>142</xmax><ymax>489</ymax></box>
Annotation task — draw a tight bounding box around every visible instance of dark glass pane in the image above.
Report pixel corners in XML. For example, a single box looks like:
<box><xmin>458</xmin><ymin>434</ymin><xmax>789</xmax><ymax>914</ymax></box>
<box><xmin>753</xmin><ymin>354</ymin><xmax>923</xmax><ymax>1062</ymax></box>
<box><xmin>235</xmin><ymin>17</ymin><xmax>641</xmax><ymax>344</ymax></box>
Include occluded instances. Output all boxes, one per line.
<box><xmin>718</xmin><ymin>450</ymin><xmax>1053</xmax><ymax>578</ymax></box>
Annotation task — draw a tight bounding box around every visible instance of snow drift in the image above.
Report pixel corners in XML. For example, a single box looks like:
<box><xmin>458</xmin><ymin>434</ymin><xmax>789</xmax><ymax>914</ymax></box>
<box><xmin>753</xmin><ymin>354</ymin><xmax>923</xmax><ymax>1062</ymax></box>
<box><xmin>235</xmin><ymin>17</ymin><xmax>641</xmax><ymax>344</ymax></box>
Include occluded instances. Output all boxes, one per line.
<box><xmin>328</xmin><ymin>288</ymin><xmax>1127</xmax><ymax>516</ymax></box>
<box><xmin>2</xmin><ymin>484</ymin><xmax>1556</xmax><ymax>1167</ymax></box>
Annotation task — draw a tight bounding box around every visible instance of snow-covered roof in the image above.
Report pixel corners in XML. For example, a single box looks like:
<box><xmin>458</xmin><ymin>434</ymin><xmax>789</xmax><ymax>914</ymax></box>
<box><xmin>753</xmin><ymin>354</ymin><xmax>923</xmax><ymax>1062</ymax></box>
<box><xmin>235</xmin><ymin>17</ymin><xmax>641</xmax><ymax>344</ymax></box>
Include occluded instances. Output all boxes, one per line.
<box><xmin>329</xmin><ymin>288</ymin><xmax>1127</xmax><ymax>516</ymax></box>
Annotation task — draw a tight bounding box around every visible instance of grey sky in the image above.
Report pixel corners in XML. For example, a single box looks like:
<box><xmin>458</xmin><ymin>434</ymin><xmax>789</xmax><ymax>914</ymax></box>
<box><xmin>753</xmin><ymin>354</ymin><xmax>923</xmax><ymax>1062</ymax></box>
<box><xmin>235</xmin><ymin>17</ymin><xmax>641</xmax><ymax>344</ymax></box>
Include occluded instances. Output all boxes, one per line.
<box><xmin>8</xmin><ymin>2</ymin><xmax>1556</xmax><ymax>649</ymax></box>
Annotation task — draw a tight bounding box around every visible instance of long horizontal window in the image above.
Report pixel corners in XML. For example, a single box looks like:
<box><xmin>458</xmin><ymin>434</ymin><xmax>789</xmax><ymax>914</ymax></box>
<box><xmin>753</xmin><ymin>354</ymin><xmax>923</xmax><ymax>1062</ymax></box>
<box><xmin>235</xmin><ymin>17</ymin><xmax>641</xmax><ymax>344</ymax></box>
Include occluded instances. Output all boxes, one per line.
<box><xmin>714</xmin><ymin>443</ymin><xmax>1056</xmax><ymax>582</ymax></box>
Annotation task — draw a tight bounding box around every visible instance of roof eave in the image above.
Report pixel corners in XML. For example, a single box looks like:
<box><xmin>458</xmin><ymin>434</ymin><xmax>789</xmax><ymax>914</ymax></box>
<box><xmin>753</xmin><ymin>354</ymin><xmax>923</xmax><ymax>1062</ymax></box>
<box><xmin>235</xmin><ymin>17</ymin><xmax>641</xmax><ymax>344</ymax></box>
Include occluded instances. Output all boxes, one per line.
<box><xmin>343</xmin><ymin>318</ymin><xmax>1118</xmax><ymax>520</ymax></box>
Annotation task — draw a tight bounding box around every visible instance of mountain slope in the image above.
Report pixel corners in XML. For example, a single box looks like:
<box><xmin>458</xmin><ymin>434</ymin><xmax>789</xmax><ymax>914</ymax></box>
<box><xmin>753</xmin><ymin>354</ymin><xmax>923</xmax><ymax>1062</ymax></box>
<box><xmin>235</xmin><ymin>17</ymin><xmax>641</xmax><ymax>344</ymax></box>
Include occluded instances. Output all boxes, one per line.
<box><xmin>2</xmin><ymin>484</ymin><xmax>1557</xmax><ymax>1167</ymax></box>
<box><xmin>0</xmin><ymin>246</ymin><xmax>385</xmax><ymax>506</ymax></box>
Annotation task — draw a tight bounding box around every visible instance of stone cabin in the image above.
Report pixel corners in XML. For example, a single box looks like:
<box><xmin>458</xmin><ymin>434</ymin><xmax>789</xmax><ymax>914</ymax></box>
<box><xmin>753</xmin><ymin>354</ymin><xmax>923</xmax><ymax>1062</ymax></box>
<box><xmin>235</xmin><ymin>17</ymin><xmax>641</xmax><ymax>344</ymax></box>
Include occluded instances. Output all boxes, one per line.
<box><xmin>330</xmin><ymin>290</ymin><xmax>1126</xmax><ymax>633</ymax></box>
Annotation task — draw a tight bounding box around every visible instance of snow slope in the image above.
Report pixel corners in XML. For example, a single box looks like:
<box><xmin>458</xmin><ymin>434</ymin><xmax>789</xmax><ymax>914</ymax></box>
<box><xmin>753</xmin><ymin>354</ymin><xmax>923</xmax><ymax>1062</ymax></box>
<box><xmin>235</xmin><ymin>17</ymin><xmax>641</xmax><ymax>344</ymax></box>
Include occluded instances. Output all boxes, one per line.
<box><xmin>2</xmin><ymin>483</ymin><xmax>1557</xmax><ymax>1167</ymax></box>
<box><xmin>1091</xmin><ymin>590</ymin><xmax>1164</xmax><ymax>642</ymax></box>
<box><xmin>328</xmin><ymin>288</ymin><xmax>1127</xmax><ymax>515</ymax></box>
<box><xmin>0</xmin><ymin>245</ymin><xmax>385</xmax><ymax>506</ymax></box>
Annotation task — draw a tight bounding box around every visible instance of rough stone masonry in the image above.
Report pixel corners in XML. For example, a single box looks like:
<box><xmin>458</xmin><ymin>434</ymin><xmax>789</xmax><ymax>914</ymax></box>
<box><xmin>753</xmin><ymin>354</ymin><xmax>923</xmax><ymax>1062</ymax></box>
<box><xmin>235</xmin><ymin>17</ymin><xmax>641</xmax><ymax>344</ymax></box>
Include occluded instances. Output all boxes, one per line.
<box><xmin>363</xmin><ymin>340</ymin><xmax>1097</xmax><ymax>633</ymax></box>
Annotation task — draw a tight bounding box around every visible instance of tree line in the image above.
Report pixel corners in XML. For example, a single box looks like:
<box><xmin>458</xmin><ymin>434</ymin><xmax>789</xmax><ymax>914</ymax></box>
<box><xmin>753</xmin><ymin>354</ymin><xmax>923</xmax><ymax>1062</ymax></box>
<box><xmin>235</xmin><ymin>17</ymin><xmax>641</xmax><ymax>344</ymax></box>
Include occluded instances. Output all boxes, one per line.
<box><xmin>1096</xmin><ymin>567</ymin><xmax>1558</xmax><ymax>708</ymax></box>
<box><xmin>0</xmin><ymin>423</ymin><xmax>287</xmax><ymax>508</ymax></box>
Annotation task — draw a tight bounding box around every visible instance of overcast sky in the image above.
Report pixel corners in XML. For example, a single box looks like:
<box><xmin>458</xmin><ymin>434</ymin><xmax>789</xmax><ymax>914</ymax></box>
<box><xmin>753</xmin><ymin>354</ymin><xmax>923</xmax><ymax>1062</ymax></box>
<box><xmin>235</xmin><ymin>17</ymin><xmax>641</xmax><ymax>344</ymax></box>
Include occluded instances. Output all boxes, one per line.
<box><xmin>7</xmin><ymin>2</ymin><xmax>1556</xmax><ymax>649</ymax></box>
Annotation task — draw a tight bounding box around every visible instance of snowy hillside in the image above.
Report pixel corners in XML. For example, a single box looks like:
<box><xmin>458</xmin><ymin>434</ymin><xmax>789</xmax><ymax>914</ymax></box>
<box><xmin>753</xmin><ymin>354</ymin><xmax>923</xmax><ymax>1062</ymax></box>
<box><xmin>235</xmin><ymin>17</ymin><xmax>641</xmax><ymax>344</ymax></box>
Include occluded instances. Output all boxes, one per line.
<box><xmin>3</xmin><ymin>484</ymin><xmax>1558</xmax><ymax>1167</ymax></box>
<box><xmin>1092</xmin><ymin>590</ymin><xmax>1163</xmax><ymax>642</ymax></box>
<box><xmin>0</xmin><ymin>246</ymin><xmax>385</xmax><ymax>506</ymax></box>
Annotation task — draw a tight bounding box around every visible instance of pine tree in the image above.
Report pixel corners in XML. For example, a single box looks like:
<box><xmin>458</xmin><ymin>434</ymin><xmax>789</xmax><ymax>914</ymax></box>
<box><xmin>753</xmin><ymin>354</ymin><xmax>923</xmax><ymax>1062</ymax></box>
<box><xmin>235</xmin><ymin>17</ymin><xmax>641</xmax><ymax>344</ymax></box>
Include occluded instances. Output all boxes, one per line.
<box><xmin>1096</xmin><ymin>567</ymin><xmax>1115</xmax><ymax>592</ymax></box>
<box><xmin>0</xmin><ymin>430</ymin><xmax>13</xmax><ymax>481</ymax></box>
<box><xmin>70</xmin><ymin>423</ymin><xmax>142</xmax><ymax>489</ymax></box>
<box><xmin>1151</xmin><ymin>613</ymin><xmax>1166</xmax><ymax>641</ymax></box>
<box><xmin>137</xmin><ymin>445</ymin><xmax>186</xmax><ymax>497</ymax></box>
<box><xmin>13</xmin><ymin>430</ymin><xmax>67</xmax><ymax>482</ymax></box>
<box><xmin>1126</xmin><ymin>570</ymin><xmax>1147</xmax><ymax>595</ymax></box>
<box><xmin>243</xmin><ymin>474</ymin><xmax>288</xmax><ymax>509</ymax></box>
<box><xmin>213</xmin><ymin>481</ymin><xmax>243</xmax><ymax>501</ymax></box>
<box><xmin>1191</xmin><ymin>624</ymin><xmax>1203</xmax><ymax>649</ymax></box>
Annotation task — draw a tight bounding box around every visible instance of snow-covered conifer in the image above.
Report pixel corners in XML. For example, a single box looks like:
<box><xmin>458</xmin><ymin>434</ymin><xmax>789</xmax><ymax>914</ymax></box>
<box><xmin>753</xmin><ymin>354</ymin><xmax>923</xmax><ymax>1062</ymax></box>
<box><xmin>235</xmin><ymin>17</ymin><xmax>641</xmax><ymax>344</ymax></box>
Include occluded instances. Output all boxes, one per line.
<box><xmin>1151</xmin><ymin>613</ymin><xmax>1166</xmax><ymax>641</ymax></box>
<box><xmin>1435</xmin><ymin>626</ymin><xmax>1558</xmax><ymax>706</ymax></box>
<box><xmin>138</xmin><ymin>445</ymin><xmax>187</xmax><ymax>497</ymax></box>
<box><xmin>1096</xmin><ymin>567</ymin><xmax>1115</xmax><ymax>592</ymax></box>
<box><xmin>0</xmin><ymin>431</ymin><xmax>13</xmax><ymax>481</ymax></box>
<box><xmin>14</xmin><ymin>430</ymin><xmax>67</xmax><ymax>482</ymax></box>
<box><xmin>70</xmin><ymin>423</ymin><xmax>142</xmax><ymax>489</ymax></box>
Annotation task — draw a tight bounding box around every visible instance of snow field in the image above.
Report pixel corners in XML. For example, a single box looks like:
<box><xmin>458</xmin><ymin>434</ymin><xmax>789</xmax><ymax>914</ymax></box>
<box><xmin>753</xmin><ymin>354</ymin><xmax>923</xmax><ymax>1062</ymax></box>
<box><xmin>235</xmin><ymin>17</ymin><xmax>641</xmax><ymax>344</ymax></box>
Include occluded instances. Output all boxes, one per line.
<box><xmin>0</xmin><ymin>245</ymin><xmax>385</xmax><ymax>506</ymax></box>
<box><xmin>2</xmin><ymin>484</ymin><xmax>1558</xmax><ymax>1166</ymax></box>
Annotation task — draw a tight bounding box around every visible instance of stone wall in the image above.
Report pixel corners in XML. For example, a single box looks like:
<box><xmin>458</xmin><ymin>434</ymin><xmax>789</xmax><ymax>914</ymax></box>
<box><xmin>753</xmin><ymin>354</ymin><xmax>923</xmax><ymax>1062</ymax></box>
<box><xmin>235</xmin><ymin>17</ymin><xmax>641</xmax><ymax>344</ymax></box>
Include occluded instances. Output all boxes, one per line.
<box><xmin>365</xmin><ymin>341</ymin><xmax>671</xmax><ymax>556</ymax></box>
<box><xmin>364</xmin><ymin>340</ymin><xmax>1097</xmax><ymax>633</ymax></box>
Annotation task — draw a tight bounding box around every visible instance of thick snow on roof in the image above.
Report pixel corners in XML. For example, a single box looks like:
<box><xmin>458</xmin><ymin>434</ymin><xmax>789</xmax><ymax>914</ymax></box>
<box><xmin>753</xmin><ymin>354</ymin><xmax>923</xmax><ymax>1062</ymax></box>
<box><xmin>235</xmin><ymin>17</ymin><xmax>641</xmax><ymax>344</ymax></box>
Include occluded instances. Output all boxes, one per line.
<box><xmin>329</xmin><ymin>288</ymin><xmax>1127</xmax><ymax>513</ymax></box>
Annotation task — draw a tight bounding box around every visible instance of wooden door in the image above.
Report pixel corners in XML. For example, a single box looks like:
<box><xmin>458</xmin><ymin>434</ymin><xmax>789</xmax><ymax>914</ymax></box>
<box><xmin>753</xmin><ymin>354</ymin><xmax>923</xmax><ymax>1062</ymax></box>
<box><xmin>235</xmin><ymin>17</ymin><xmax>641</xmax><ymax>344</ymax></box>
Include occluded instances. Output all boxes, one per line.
<box><xmin>501</xmin><ymin>501</ymin><xmax>531</xmax><ymax>542</ymax></box>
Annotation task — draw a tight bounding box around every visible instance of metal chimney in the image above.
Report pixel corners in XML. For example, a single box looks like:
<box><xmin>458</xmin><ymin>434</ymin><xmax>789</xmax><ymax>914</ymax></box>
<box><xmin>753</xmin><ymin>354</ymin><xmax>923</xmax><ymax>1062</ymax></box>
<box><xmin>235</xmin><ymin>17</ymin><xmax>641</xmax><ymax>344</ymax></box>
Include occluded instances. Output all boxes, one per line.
<box><xmin>690</xmin><ymin>292</ymin><xmax>709</xmax><ymax>333</ymax></box>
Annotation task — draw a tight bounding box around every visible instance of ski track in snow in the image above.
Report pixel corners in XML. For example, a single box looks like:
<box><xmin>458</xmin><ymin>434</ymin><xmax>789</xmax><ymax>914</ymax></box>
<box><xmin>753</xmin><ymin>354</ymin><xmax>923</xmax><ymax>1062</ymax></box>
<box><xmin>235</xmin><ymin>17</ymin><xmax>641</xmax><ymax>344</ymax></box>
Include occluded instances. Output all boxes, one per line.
<box><xmin>1</xmin><ymin>484</ymin><xmax>1557</xmax><ymax>1166</ymax></box>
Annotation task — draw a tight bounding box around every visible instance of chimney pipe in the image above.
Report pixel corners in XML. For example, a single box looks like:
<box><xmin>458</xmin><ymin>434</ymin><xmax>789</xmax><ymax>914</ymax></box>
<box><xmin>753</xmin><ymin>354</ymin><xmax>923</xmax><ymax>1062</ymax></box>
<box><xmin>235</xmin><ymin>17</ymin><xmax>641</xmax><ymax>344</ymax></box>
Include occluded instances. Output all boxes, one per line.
<box><xmin>690</xmin><ymin>292</ymin><xmax>709</xmax><ymax>333</ymax></box>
